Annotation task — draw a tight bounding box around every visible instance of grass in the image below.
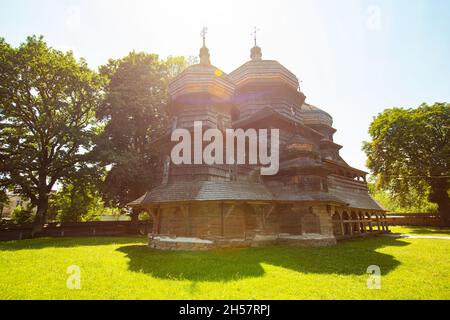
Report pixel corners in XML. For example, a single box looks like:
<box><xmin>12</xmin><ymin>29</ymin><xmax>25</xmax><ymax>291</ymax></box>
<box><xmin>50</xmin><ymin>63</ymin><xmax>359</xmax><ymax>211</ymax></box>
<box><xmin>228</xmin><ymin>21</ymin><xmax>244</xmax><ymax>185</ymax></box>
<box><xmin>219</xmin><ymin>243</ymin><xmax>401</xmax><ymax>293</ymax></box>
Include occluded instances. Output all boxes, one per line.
<box><xmin>389</xmin><ymin>226</ymin><xmax>450</xmax><ymax>237</ymax></box>
<box><xmin>0</xmin><ymin>227</ymin><xmax>449</xmax><ymax>300</ymax></box>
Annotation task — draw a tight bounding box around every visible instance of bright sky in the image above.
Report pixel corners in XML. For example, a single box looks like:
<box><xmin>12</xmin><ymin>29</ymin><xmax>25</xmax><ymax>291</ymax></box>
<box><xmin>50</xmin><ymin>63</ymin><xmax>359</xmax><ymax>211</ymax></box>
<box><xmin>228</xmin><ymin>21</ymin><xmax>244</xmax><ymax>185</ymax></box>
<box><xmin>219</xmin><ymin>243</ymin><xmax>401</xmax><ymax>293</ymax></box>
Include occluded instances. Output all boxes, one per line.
<box><xmin>1</xmin><ymin>0</ymin><xmax>449</xmax><ymax>171</ymax></box>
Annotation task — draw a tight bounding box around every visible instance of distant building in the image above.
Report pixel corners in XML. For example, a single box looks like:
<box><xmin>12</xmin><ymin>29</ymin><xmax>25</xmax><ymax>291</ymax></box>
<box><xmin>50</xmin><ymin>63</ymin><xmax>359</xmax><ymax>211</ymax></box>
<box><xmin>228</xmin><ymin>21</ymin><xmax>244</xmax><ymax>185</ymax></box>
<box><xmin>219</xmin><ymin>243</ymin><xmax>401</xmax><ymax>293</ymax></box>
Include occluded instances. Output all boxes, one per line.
<box><xmin>0</xmin><ymin>194</ymin><xmax>33</xmax><ymax>220</ymax></box>
<box><xmin>99</xmin><ymin>214</ymin><xmax>131</xmax><ymax>222</ymax></box>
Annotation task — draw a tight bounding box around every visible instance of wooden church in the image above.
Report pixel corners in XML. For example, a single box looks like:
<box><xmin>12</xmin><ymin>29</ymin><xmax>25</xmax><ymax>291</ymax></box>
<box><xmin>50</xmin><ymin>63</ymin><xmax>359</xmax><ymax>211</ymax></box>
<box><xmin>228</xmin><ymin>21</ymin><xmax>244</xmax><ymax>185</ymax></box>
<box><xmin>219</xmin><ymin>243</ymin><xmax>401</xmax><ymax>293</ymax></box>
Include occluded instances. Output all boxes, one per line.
<box><xmin>129</xmin><ymin>31</ymin><xmax>389</xmax><ymax>250</ymax></box>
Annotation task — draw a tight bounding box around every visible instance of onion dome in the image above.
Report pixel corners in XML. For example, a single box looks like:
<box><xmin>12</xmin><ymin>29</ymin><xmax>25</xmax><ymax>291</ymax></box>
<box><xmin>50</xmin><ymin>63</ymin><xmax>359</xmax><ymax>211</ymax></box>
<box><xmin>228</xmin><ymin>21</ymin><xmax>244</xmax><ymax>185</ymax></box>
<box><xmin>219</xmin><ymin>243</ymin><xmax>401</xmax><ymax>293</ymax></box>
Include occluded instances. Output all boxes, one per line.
<box><xmin>168</xmin><ymin>64</ymin><xmax>235</xmax><ymax>103</ymax></box>
<box><xmin>299</xmin><ymin>103</ymin><xmax>333</xmax><ymax>127</ymax></box>
<box><xmin>229</xmin><ymin>46</ymin><xmax>300</xmax><ymax>91</ymax></box>
<box><xmin>168</xmin><ymin>33</ymin><xmax>235</xmax><ymax>103</ymax></box>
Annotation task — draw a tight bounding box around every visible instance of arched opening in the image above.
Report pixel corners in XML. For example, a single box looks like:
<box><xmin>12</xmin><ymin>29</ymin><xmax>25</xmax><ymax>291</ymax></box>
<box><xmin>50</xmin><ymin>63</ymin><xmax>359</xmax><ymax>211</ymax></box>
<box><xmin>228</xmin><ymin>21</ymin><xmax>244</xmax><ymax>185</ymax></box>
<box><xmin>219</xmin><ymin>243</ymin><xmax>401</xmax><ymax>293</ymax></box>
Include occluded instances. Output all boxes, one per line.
<box><xmin>342</xmin><ymin>211</ymin><xmax>351</xmax><ymax>235</ymax></box>
<box><xmin>351</xmin><ymin>212</ymin><xmax>359</xmax><ymax>233</ymax></box>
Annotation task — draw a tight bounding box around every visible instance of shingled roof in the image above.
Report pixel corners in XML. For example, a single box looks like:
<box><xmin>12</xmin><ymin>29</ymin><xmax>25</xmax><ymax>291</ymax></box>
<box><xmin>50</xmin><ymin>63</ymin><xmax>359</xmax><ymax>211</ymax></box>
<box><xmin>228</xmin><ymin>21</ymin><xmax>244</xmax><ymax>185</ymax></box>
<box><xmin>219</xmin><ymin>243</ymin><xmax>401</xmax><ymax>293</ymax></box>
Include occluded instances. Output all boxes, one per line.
<box><xmin>128</xmin><ymin>180</ymin><xmax>383</xmax><ymax>209</ymax></box>
<box><xmin>127</xmin><ymin>194</ymin><xmax>146</xmax><ymax>207</ymax></box>
<box><xmin>299</xmin><ymin>103</ymin><xmax>334</xmax><ymax>127</ymax></box>
<box><xmin>266</xmin><ymin>184</ymin><xmax>346</xmax><ymax>204</ymax></box>
<box><xmin>230</xmin><ymin>59</ymin><xmax>299</xmax><ymax>91</ymax></box>
<box><xmin>328</xmin><ymin>188</ymin><xmax>385</xmax><ymax>211</ymax></box>
<box><xmin>131</xmin><ymin>181</ymin><xmax>274</xmax><ymax>206</ymax></box>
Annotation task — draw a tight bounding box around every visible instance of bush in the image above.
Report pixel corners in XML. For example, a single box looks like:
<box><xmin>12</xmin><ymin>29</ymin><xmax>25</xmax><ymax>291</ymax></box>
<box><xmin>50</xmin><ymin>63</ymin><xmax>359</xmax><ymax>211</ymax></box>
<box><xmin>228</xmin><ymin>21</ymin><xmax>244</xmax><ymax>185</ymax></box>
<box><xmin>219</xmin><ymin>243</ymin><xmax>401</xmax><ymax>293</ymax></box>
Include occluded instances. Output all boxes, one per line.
<box><xmin>11</xmin><ymin>205</ymin><xmax>35</xmax><ymax>225</ymax></box>
<box><xmin>368</xmin><ymin>182</ymin><xmax>438</xmax><ymax>213</ymax></box>
<box><xmin>138</xmin><ymin>212</ymin><xmax>151</xmax><ymax>221</ymax></box>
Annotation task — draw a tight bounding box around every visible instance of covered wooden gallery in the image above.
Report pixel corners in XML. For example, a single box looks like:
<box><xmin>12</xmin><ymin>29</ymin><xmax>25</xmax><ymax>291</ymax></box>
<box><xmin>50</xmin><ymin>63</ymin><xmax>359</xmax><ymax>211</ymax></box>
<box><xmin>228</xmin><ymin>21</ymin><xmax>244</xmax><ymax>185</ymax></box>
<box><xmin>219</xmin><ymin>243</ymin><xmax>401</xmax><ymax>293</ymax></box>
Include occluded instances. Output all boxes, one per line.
<box><xmin>129</xmin><ymin>40</ymin><xmax>389</xmax><ymax>250</ymax></box>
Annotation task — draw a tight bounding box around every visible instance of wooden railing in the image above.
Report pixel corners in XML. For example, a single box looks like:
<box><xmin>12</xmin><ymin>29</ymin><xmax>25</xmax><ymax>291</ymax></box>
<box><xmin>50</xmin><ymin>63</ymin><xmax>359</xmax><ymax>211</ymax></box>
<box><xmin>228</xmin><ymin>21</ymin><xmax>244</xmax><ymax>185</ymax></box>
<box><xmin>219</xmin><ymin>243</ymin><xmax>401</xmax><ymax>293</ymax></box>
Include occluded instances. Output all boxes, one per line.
<box><xmin>385</xmin><ymin>214</ymin><xmax>440</xmax><ymax>227</ymax></box>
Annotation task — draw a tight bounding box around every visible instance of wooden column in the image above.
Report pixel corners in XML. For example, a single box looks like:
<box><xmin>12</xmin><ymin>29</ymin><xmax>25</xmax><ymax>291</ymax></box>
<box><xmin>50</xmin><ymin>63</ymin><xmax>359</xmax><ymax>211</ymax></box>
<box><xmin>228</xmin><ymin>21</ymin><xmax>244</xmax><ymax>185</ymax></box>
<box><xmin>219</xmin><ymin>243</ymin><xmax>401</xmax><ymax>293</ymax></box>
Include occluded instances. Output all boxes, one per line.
<box><xmin>360</xmin><ymin>213</ymin><xmax>365</xmax><ymax>233</ymax></box>
<box><xmin>339</xmin><ymin>211</ymin><xmax>345</xmax><ymax>236</ymax></box>
<box><xmin>348</xmin><ymin>213</ymin><xmax>353</xmax><ymax>236</ymax></box>
<box><xmin>152</xmin><ymin>206</ymin><xmax>161</xmax><ymax>235</ymax></box>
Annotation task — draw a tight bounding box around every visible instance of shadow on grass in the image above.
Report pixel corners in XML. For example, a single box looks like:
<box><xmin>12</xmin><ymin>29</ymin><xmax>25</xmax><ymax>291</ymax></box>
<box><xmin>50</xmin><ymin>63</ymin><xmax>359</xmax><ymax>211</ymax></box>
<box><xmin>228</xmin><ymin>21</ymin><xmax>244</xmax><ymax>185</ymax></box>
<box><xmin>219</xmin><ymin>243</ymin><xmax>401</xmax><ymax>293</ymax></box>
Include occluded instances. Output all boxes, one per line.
<box><xmin>116</xmin><ymin>237</ymin><xmax>409</xmax><ymax>282</ymax></box>
<box><xmin>0</xmin><ymin>236</ymin><xmax>146</xmax><ymax>251</ymax></box>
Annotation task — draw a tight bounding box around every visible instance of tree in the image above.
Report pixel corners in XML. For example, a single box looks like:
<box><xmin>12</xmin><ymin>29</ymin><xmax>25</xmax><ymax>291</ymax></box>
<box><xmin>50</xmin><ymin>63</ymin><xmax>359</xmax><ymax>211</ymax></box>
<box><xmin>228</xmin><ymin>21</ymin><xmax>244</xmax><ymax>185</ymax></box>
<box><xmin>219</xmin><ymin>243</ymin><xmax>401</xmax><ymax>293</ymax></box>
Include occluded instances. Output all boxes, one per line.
<box><xmin>96</xmin><ymin>52</ymin><xmax>168</xmax><ymax>226</ymax></box>
<box><xmin>367</xmin><ymin>179</ymin><xmax>438</xmax><ymax>213</ymax></box>
<box><xmin>363</xmin><ymin>103</ymin><xmax>450</xmax><ymax>226</ymax></box>
<box><xmin>0</xmin><ymin>36</ymin><xmax>105</xmax><ymax>234</ymax></box>
<box><xmin>0</xmin><ymin>188</ymin><xmax>8</xmax><ymax>219</ymax></box>
<box><xmin>49</xmin><ymin>183</ymin><xmax>101</xmax><ymax>223</ymax></box>
<box><xmin>96</xmin><ymin>53</ymin><xmax>193</xmax><ymax>226</ymax></box>
<box><xmin>48</xmin><ymin>166</ymin><xmax>105</xmax><ymax>223</ymax></box>
<box><xmin>11</xmin><ymin>204</ymin><xmax>35</xmax><ymax>225</ymax></box>
<box><xmin>165</xmin><ymin>55</ymin><xmax>198</xmax><ymax>78</ymax></box>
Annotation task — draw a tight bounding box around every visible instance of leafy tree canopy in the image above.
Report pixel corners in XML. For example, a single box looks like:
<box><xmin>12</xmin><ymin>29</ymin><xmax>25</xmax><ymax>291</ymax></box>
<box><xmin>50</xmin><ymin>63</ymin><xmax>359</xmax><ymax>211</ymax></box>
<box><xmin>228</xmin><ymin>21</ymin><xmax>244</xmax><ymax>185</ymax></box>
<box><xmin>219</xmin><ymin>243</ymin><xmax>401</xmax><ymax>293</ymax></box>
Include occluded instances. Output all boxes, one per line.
<box><xmin>363</xmin><ymin>103</ymin><xmax>449</xmax><ymax>225</ymax></box>
<box><xmin>0</xmin><ymin>36</ymin><xmax>105</xmax><ymax>231</ymax></box>
<box><xmin>367</xmin><ymin>180</ymin><xmax>437</xmax><ymax>214</ymax></box>
<box><xmin>11</xmin><ymin>204</ymin><xmax>35</xmax><ymax>225</ymax></box>
<box><xmin>96</xmin><ymin>52</ymin><xmax>194</xmax><ymax>216</ymax></box>
<box><xmin>48</xmin><ymin>164</ymin><xmax>105</xmax><ymax>223</ymax></box>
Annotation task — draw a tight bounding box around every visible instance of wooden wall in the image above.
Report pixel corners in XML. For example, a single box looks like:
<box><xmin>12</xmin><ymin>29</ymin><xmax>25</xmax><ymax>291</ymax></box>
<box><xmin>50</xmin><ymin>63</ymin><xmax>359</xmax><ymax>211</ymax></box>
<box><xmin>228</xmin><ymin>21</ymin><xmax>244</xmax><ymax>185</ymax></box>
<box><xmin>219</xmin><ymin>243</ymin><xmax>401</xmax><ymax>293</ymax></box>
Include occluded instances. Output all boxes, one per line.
<box><xmin>157</xmin><ymin>202</ymin><xmax>331</xmax><ymax>239</ymax></box>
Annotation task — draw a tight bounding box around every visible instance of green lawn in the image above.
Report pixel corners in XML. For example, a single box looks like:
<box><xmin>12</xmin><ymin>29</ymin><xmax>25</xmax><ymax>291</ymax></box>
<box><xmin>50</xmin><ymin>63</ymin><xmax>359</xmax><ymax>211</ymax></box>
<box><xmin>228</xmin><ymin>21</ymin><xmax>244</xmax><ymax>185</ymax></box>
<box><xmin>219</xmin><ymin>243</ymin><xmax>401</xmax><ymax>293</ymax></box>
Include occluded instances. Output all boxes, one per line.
<box><xmin>389</xmin><ymin>226</ymin><xmax>450</xmax><ymax>237</ymax></box>
<box><xmin>1</xmin><ymin>227</ymin><xmax>449</xmax><ymax>300</ymax></box>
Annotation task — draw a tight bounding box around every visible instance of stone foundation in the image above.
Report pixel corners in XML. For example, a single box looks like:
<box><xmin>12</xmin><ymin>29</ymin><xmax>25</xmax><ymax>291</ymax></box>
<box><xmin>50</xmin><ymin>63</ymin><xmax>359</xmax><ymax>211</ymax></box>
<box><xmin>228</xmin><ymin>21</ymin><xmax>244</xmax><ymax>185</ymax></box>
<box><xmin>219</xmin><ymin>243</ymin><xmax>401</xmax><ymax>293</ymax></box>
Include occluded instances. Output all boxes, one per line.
<box><xmin>149</xmin><ymin>233</ymin><xmax>338</xmax><ymax>250</ymax></box>
<box><xmin>149</xmin><ymin>236</ymin><xmax>215</xmax><ymax>251</ymax></box>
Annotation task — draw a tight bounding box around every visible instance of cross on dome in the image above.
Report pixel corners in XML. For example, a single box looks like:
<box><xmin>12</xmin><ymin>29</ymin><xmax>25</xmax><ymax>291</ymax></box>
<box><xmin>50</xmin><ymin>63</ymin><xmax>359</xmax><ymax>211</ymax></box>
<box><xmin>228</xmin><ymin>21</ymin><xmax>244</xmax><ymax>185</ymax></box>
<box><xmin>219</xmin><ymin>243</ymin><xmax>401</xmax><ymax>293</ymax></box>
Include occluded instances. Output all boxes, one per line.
<box><xmin>251</xmin><ymin>26</ymin><xmax>260</xmax><ymax>47</ymax></box>
<box><xmin>199</xmin><ymin>26</ymin><xmax>211</xmax><ymax>65</ymax></box>
<box><xmin>200</xmin><ymin>26</ymin><xmax>208</xmax><ymax>47</ymax></box>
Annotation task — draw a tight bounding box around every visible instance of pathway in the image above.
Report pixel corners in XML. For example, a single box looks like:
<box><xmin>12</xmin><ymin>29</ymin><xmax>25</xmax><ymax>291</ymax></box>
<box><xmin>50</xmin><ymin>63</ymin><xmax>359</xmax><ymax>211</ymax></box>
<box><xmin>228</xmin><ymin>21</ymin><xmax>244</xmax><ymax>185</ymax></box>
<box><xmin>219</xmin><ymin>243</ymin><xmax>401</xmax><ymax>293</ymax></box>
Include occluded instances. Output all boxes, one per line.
<box><xmin>381</xmin><ymin>233</ymin><xmax>450</xmax><ymax>240</ymax></box>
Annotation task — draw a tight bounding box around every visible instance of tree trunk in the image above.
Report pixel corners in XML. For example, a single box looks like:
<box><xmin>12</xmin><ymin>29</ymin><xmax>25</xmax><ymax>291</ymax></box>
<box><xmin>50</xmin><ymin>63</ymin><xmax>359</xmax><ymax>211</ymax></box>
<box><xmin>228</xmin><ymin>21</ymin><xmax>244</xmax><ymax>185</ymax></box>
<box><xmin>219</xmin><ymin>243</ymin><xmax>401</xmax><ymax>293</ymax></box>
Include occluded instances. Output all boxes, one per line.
<box><xmin>32</xmin><ymin>195</ymin><xmax>49</xmax><ymax>237</ymax></box>
<box><xmin>429</xmin><ymin>179</ymin><xmax>450</xmax><ymax>227</ymax></box>
<box><xmin>129</xmin><ymin>208</ymin><xmax>140</xmax><ymax>234</ymax></box>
